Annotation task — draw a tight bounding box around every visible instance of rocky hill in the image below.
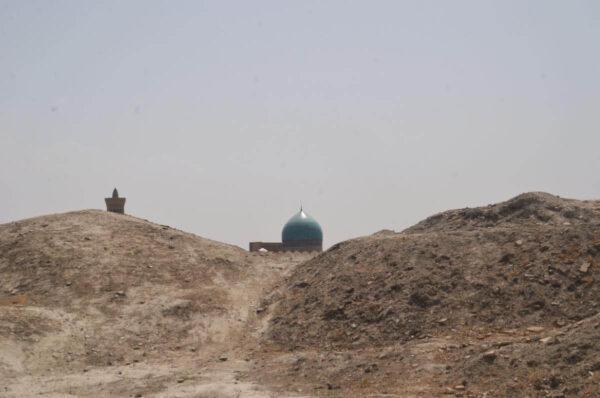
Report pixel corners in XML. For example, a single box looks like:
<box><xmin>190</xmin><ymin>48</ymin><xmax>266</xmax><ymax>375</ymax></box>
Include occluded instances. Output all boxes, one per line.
<box><xmin>261</xmin><ymin>192</ymin><xmax>600</xmax><ymax>396</ymax></box>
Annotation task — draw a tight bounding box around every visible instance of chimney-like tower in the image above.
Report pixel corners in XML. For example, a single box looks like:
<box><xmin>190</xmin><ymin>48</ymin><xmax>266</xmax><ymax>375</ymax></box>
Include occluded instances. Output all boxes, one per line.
<box><xmin>105</xmin><ymin>188</ymin><xmax>126</xmax><ymax>214</ymax></box>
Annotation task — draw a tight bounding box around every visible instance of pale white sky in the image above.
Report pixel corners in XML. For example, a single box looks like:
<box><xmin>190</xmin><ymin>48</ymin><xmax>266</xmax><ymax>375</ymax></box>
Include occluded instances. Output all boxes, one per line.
<box><xmin>1</xmin><ymin>1</ymin><xmax>599</xmax><ymax>248</ymax></box>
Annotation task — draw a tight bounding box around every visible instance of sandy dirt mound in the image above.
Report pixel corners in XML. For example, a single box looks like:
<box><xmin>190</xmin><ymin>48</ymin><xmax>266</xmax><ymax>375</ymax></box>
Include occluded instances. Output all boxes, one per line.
<box><xmin>0</xmin><ymin>210</ymin><xmax>311</xmax><ymax>397</ymax></box>
<box><xmin>0</xmin><ymin>210</ymin><xmax>249</xmax><ymax>368</ymax></box>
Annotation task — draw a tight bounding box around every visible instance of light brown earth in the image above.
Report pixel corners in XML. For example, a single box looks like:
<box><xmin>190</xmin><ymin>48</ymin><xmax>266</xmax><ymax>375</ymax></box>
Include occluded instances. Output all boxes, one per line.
<box><xmin>0</xmin><ymin>210</ymin><xmax>312</xmax><ymax>397</ymax></box>
<box><xmin>1</xmin><ymin>192</ymin><xmax>599</xmax><ymax>397</ymax></box>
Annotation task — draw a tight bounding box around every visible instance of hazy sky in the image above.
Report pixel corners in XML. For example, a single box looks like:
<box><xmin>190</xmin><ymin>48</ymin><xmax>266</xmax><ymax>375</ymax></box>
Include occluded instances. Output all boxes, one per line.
<box><xmin>1</xmin><ymin>1</ymin><xmax>599</xmax><ymax>249</ymax></box>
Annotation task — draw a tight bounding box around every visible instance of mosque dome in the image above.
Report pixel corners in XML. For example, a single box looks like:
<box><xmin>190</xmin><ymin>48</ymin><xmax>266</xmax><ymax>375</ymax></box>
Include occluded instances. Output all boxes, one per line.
<box><xmin>282</xmin><ymin>209</ymin><xmax>323</xmax><ymax>243</ymax></box>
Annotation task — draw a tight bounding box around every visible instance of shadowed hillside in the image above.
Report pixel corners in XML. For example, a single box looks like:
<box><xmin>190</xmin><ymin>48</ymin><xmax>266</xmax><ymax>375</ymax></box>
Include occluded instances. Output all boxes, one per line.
<box><xmin>260</xmin><ymin>192</ymin><xmax>600</xmax><ymax>396</ymax></box>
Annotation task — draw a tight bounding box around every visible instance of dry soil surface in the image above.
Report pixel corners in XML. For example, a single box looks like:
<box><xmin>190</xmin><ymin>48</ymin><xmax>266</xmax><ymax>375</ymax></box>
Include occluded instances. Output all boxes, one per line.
<box><xmin>2</xmin><ymin>192</ymin><xmax>600</xmax><ymax>397</ymax></box>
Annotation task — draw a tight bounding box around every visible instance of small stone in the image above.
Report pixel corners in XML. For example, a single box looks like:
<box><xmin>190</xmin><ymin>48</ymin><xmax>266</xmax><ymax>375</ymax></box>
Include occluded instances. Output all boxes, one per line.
<box><xmin>218</xmin><ymin>355</ymin><xmax>228</xmax><ymax>362</ymax></box>
<box><xmin>177</xmin><ymin>378</ymin><xmax>185</xmax><ymax>383</ymax></box>
<box><xmin>326</xmin><ymin>382</ymin><xmax>340</xmax><ymax>390</ymax></box>
<box><xmin>377</xmin><ymin>347</ymin><xmax>397</xmax><ymax>360</ymax></box>
<box><xmin>579</xmin><ymin>262</ymin><xmax>591</xmax><ymax>273</ymax></box>
<box><xmin>540</xmin><ymin>336</ymin><xmax>554</xmax><ymax>344</ymax></box>
<box><xmin>515</xmin><ymin>240</ymin><xmax>523</xmax><ymax>246</ymax></box>
<box><xmin>482</xmin><ymin>350</ymin><xmax>497</xmax><ymax>363</ymax></box>
<box><xmin>454</xmin><ymin>385</ymin><xmax>465</xmax><ymax>390</ymax></box>
<box><xmin>526</xmin><ymin>326</ymin><xmax>544</xmax><ymax>333</ymax></box>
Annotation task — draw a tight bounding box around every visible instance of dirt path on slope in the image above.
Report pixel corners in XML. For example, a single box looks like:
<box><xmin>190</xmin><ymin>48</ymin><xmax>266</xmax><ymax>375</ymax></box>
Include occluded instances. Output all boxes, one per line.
<box><xmin>1</xmin><ymin>252</ymin><xmax>312</xmax><ymax>398</ymax></box>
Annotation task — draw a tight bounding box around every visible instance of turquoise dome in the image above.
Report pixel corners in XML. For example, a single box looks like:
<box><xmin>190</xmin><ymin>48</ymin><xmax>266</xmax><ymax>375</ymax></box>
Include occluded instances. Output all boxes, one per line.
<box><xmin>282</xmin><ymin>209</ymin><xmax>323</xmax><ymax>243</ymax></box>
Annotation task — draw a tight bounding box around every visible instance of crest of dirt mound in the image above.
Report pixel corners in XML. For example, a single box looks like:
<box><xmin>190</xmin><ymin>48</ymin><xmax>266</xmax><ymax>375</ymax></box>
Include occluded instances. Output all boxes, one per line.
<box><xmin>0</xmin><ymin>209</ymin><xmax>250</xmax><ymax>304</ymax></box>
<box><xmin>266</xmin><ymin>192</ymin><xmax>600</xmax><ymax>350</ymax></box>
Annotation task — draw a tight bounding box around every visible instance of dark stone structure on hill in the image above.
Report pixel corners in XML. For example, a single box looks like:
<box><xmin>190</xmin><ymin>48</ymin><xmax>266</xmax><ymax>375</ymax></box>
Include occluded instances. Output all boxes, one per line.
<box><xmin>249</xmin><ymin>208</ymin><xmax>323</xmax><ymax>253</ymax></box>
<box><xmin>105</xmin><ymin>188</ymin><xmax>126</xmax><ymax>214</ymax></box>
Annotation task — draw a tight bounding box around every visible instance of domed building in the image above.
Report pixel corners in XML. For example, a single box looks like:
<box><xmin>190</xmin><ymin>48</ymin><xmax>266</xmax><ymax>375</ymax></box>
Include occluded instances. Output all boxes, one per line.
<box><xmin>249</xmin><ymin>208</ymin><xmax>323</xmax><ymax>253</ymax></box>
<box><xmin>281</xmin><ymin>209</ymin><xmax>323</xmax><ymax>251</ymax></box>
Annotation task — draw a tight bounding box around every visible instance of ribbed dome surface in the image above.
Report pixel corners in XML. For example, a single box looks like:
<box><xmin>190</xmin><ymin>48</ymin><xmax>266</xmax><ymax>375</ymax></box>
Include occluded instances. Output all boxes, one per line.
<box><xmin>281</xmin><ymin>210</ymin><xmax>323</xmax><ymax>243</ymax></box>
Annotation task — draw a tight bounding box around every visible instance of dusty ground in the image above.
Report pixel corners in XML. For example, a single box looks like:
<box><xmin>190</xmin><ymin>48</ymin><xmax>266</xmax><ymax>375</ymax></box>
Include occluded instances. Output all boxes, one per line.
<box><xmin>1</xmin><ymin>192</ymin><xmax>599</xmax><ymax>397</ymax></box>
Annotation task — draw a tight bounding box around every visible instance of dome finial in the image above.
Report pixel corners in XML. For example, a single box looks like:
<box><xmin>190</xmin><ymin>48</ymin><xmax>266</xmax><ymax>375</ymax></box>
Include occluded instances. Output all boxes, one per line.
<box><xmin>112</xmin><ymin>188</ymin><xmax>119</xmax><ymax>198</ymax></box>
<box><xmin>300</xmin><ymin>202</ymin><xmax>303</xmax><ymax>212</ymax></box>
